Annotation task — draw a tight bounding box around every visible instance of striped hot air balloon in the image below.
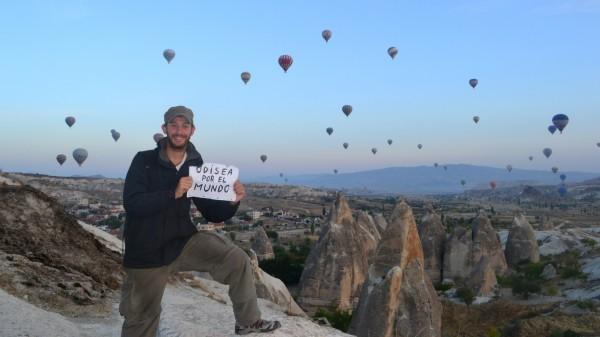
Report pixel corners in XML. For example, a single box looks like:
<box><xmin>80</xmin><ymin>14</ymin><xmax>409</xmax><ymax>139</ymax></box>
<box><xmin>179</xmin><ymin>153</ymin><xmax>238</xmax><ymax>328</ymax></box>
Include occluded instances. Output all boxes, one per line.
<box><xmin>278</xmin><ymin>55</ymin><xmax>293</xmax><ymax>73</ymax></box>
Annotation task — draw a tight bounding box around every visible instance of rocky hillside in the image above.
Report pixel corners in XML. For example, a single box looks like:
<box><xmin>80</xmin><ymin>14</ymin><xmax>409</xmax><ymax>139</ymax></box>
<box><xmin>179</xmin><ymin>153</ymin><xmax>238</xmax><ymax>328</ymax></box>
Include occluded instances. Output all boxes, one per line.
<box><xmin>0</xmin><ymin>182</ymin><xmax>122</xmax><ymax>317</ymax></box>
<box><xmin>0</xmin><ymin>176</ymin><xmax>350</xmax><ymax>336</ymax></box>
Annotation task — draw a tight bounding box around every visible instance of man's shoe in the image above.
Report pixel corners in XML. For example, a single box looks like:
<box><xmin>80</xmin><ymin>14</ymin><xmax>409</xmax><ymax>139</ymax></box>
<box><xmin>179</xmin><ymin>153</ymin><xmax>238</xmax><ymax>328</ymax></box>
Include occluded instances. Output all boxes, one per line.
<box><xmin>235</xmin><ymin>319</ymin><xmax>281</xmax><ymax>335</ymax></box>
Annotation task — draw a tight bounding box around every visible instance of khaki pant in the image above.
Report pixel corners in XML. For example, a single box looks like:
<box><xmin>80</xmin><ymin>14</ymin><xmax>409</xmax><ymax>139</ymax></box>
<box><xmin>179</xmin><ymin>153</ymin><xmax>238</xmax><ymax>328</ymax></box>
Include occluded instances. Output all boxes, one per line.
<box><xmin>119</xmin><ymin>231</ymin><xmax>261</xmax><ymax>337</ymax></box>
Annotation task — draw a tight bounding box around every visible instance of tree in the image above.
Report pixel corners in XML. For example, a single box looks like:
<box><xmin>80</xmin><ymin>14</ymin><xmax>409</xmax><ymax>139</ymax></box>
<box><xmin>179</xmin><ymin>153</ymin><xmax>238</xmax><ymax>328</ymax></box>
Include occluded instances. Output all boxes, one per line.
<box><xmin>266</xmin><ymin>230</ymin><xmax>278</xmax><ymax>240</ymax></box>
<box><xmin>456</xmin><ymin>286</ymin><xmax>475</xmax><ymax>306</ymax></box>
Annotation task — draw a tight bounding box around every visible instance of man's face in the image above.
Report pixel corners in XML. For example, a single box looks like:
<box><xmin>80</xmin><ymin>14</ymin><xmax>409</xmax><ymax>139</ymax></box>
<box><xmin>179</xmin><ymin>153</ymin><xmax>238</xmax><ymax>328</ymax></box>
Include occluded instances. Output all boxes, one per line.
<box><xmin>162</xmin><ymin>116</ymin><xmax>195</xmax><ymax>150</ymax></box>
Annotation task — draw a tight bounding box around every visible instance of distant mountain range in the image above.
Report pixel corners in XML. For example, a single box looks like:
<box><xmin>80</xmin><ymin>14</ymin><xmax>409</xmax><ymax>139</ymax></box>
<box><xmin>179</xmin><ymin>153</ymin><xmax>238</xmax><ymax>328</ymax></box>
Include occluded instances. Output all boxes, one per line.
<box><xmin>252</xmin><ymin>164</ymin><xmax>600</xmax><ymax>195</ymax></box>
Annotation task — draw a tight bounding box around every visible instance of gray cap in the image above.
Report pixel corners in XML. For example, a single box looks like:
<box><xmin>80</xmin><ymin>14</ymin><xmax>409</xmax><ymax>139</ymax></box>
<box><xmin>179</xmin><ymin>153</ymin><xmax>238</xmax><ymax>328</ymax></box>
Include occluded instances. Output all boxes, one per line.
<box><xmin>164</xmin><ymin>106</ymin><xmax>194</xmax><ymax>125</ymax></box>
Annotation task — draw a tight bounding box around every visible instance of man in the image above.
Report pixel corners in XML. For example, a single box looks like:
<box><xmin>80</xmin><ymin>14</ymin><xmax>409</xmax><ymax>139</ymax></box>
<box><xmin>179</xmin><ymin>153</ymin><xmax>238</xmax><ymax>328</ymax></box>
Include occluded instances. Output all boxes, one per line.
<box><xmin>120</xmin><ymin>106</ymin><xmax>281</xmax><ymax>336</ymax></box>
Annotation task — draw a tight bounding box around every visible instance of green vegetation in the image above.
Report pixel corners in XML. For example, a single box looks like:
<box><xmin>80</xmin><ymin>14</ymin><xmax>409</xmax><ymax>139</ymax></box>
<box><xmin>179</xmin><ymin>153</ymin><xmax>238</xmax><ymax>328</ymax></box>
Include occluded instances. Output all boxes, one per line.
<box><xmin>434</xmin><ymin>282</ymin><xmax>453</xmax><ymax>292</ymax></box>
<box><xmin>265</xmin><ymin>230</ymin><xmax>278</xmax><ymax>240</ymax></box>
<box><xmin>498</xmin><ymin>261</ymin><xmax>545</xmax><ymax>299</ymax></box>
<box><xmin>550</xmin><ymin>329</ymin><xmax>582</xmax><ymax>337</ymax></box>
<box><xmin>314</xmin><ymin>308</ymin><xmax>353</xmax><ymax>332</ymax></box>
<box><xmin>486</xmin><ymin>327</ymin><xmax>501</xmax><ymax>337</ymax></box>
<box><xmin>581</xmin><ymin>237</ymin><xmax>597</xmax><ymax>248</ymax></box>
<box><xmin>97</xmin><ymin>215</ymin><xmax>121</xmax><ymax>229</ymax></box>
<box><xmin>456</xmin><ymin>286</ymin><xmax>475</xmax><ymax>306</ymax></box>
<box><xmin>259</xmin><ymin>239</ymin><xmax>313</xmax><ymax>285</ymax></box>
<box><xmin>555</xmin><ymin>251</ymin><xmax>585</xmax><ymax>280</ymax></box>
<box><xmin>574</xmin><ymin>300</ymin><xmax>597</xmax><ymax>312</ymax></box>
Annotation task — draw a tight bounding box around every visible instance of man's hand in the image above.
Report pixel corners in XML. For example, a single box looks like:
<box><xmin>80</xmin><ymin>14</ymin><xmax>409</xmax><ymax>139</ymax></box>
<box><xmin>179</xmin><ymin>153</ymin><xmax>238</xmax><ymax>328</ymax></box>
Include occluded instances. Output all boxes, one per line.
<box><xmin>232</xmin><ymin>179</ymin><xmax>246</xmax><ymax>204</ymax></box>
<box><xmin>175</xmin><ymin>176</ymin><xmax>193</xmax><ymax>199</ymax></box>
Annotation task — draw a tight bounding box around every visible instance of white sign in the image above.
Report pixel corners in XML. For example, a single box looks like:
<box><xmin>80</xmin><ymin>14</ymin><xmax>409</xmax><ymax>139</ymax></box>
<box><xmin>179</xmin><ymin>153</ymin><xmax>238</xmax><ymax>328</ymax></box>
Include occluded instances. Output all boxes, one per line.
<box><xmin>187</xmin><ymin>163</ymin><xmax>239</xmax><ymax>201</ymax></box>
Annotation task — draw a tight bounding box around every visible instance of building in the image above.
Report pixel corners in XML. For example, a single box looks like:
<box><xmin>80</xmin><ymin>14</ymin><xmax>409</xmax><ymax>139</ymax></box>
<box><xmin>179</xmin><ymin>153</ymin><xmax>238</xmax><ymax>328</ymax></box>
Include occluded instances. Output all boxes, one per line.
<box><xmin>247</xmin><ymin>210</ymin><xmax>262</xmax><ymax>221</ymax></box>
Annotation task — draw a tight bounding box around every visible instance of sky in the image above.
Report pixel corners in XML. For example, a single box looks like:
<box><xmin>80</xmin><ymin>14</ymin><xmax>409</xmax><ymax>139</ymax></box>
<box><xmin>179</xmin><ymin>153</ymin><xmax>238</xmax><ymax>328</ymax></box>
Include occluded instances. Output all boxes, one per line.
<box><xmin>0</xmin><ymin>0</ymin><xmax>599</xmax><ymax>180</ymax></box>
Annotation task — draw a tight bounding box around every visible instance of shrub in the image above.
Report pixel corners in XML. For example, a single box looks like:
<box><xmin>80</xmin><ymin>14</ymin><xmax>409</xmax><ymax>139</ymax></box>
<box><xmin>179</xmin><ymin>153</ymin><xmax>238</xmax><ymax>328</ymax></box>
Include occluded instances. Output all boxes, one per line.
<box><xmin>563</xmin><ymin>330</ymin><xmax>582</xmax><ymax>337</ymax></box>
<box><xmin>581</xmin><ymin>237</ymin><xmax>597</xmax><ymax>247</ymax></box>
<box><xmin>487</xmin><ymin>327</ymin><xmax>501</xmax><ymax>337</ymax></box>
<box><xmin>434</xmin><ymin>282</ymin><xmax>453</xmax><ymax>292</ymax></box>
<box><xmin>575</xmin><ymin>300</ymin><xmax>597</xmax><ymax>312</ymax></box>
<box><xmin>511</xmin><ymin>276</ymin><xmax>541</xmax><ymax>299</ymax></box>
<box><xmin>314</xmin><ymin>308</ymin><xmax>353</xmax><ymax>332</ymax></box>
<box><xmin>259</xmin><ymin>240</ymin><xmax>313</xmax><ymax>285</ymax></box>
<box><xmin>456</xmin><ymin>286</ymin><xmax>475</xmax><ymax>306</ymax></box>
<box><xmin>544</xmin><ymin>284</ymin><xmax>559</xmax><ymax>296</ymax></box>
<box><xmin>265</xmin><ymin>230</ymin><xmax>278</xmax><ymax>240</ymax></box>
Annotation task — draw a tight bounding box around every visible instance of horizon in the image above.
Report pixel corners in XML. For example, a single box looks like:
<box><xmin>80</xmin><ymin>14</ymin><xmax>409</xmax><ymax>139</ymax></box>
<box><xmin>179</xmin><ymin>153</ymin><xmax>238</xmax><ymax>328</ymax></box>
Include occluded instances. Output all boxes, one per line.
<box><xmin>5</xmin><ymin>162</ymin><xmax>600</xmax><ymax>183</ymax></box>
<box><xmin>1</xmin><ymin>1</ymin><xmax>599</xmax><ymax>179</ymax></box>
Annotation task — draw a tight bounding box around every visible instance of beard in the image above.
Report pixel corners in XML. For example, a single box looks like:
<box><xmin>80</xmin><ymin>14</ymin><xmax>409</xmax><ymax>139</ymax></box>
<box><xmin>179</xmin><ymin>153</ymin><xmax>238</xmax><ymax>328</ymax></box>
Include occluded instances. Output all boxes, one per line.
<box><xmin>166</xmin><ymin>134</ymin><xmax>190</xmax><ymax>150</ymax></box>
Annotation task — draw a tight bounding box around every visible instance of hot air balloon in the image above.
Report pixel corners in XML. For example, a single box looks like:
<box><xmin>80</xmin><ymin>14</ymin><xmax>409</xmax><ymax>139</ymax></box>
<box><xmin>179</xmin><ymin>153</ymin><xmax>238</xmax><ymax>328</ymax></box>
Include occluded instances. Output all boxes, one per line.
<box><xmin>387</xmin><ymin>139</ymin><xmax>392</xmax><ymax>145</ymax></box>
<box><xmin>72</xmin><ymin>148</ymin><xmax>88</xmax><ymax>167</ymax></box>
<box><xmin>343</xmin><ymin>142</ymin><xmax>349</xmax><ymax>149</ymax></box>
<box><xmin>417</xmin><ymin>144</ymin><xmax>423</xmax><ymax>150</ymax></box>
<box><xmin>111</xmin><ymin>130</ymin><xmax>120</xmax><ymax>142</ymax></box>
<box><xmin>241</xmin><ymin>72</ymin><xmax>251</xmax><ymax>85</ymax></box>
<box><xmin>333</xmin><ymin>169</ymin><xmax>338</xmax><ymax>174</ymax></box>
<box><xmin>558</xmin><ymin>184</ymin><xmax>567</xmax><ymax>197</ymax></box>
<box><xmin>371</xmin><ymin>148</ymin><xmax>377</xmax><ymax>155</ymax></box>
<box><xmin>342</xmin><ymin>105</ymin><xmax>352</xmax><ymax>117</ymax></box>
<box><xmin>153</xmin><ymin>133</ymin><xmax>165</xmax><ymax>143</ymax></box>
<box><xmin>326</xmin><ymin>127</ymin><xmax>333</xmax><ymax>135</ymax></box>
<box><xmin>56</xmin><ymin>154</ymin><xmax>66</xmax><ymax>166</ymax></box>
<box><xmin>434</xmin><ymin>163</ymin><xmax>439</xmax><ymax>168</ymax></box>
<box><xmin>65</xmin><ymin>116</ymin><xmax>76</xmax><ymax>128</ymax></box>
<box><xmin>597</xmin><ymin>142</ymin><xmax>600</xmax><ymax>148</ymax></box>
<box><xmin>260</xmin><ymin>155</ymin><xmax>267</xmax><ymax>163</ymax></box>
<box><xmin>469</xmin><ymin>78</ymin><xmax>478</xmax><ymax>88</ymax></box>
<box><xmin>461</xmin><ymin>179</ymin><xmax>466</xmax><ymax>186</ymax></box>
<box><xmin>548</xmin><ymin>125</ymin><xmax>557</xmax><ymax>135</ymax></box>
<box><xmin>529</xmin><ymin>156</ymin><xmax>534</xmax><ymax>161</ymax></box>
<box><xmin>543</xmin><ymin>148</ymin><xmax>552</xmax><ymax>158</ymax></box>
<box><xmin>473</xmin><ymin>116</ymin><xmax>480</xmax><ymax>124</ymax></box>
<box><xmin>560</xmin><ymin>174</ymin><xmax>567</xmax><ymax>182</ymax></box>
<box><xmin>552</xmin><ymin>166</ymin><xmax>559</xmax><ymax>174</ymax></box>
<box><xmin>552</xmin><ymin>114</ymin><xmax>569</xmax><ymax>133</ymax></box>
<box><xmin>443</xmin><ymin>165</ymin><xmax>448</xmax><ymax>171</ymax></box>
<box><xmin>506</xmin><ymin>164</ymin><xmax>513</xmax><ymax>173</ymax></box>
<box><xmin>322</xmin><ymin>29</ymin><xmax>332</xmax><ymax>43</ymax></box>
<box><xmin>490</xmin><ymin>181</ymin><xmax>497</xmax><ymax>189</ymax></box>
<box><xmin>278</xmin><ymin>55</ymin><xmax>293</xmax><ymax>73</ymax></box>
<box><xmin>279</xmin><ymin>173</ymin><xmax>283</xmax><ymax>178</ymax></box>
<box><xmin>163</xmin><ymin>49</ymin><xmax>175</xmax><ymax>63</ymax></box>
<box><xmin>387</xmin><ymin>47</ymin><xmax>398</xmax><ymax>59</ymax></box>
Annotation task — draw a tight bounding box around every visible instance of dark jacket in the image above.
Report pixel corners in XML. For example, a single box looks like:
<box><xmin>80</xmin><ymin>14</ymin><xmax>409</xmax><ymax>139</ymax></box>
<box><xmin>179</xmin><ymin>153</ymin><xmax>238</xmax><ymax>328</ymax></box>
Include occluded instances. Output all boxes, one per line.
<box><xmin>122</xmin><ymin>139</ymin><xmax>239</xmax><ymax>268</ymax></box>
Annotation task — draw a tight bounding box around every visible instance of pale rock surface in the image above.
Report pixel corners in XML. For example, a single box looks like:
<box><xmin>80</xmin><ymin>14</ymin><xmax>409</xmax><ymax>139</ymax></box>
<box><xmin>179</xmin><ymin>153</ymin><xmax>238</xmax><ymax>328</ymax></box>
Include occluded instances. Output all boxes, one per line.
<box><xmin>297</xmin><ymin>193</ymin><xmax>380</xmax><ymax>313</ymax></box>
<box><xmin>251</xmin><ymin>226</ymin><xmax>275</xmax><ymax>260</ymax></box>
<box><xmin>0</xmin><ymin>278</ymin><xmax>353</xmax><ymax>337</ymax></box>
<box><xmin>443</xmin><ymin>213</ymin><xmax>507</xmax><ymax>295</ymax></box>
<box><xmin>247</xmin><ymin>249</ymin><xmax>307</xmax><ymax>317</ymax></box>
<box><xmin>349</xmin><ymin>201</ymin><xmax>442</xmax><ymax>337</ymax></box>
<box><xmin>540</xmin><ymin>264</ymin><xmax>557</xmax><ymax>280</ymax></box>
<box><xmin>505</xmin><ymin>214</ymin><xmax>540</xmax><ymax>267</ymax></box>
<box><xmin>417</xmin><ymin>206</ymin><xmax>446</xmax><ymax>283</ymax></box>
<box><xmin>373</xmin><ymin>213</ymin><xmax>388</xmax><ymax>235</ymax></box>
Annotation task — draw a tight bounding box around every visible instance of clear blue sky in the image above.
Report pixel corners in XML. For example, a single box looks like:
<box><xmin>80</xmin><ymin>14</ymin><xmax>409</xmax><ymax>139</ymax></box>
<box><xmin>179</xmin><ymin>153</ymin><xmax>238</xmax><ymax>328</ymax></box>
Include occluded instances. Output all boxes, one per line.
<box><xmin>1</xmin><ymin>0</ymin><xmax>599</xmax><ymax>180</ymax></box>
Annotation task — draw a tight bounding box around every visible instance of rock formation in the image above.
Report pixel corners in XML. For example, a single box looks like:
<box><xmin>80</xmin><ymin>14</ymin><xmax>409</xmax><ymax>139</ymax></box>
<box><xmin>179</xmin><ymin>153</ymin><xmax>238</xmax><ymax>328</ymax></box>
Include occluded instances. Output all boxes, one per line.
<box><xmin>373</xmin><ymin>213</ymin><xmax>388</xmax><ymax>235</ymax></box>
<box><xmin>296</xmin><ymin>193</ymin><xmax>380</xmax><ymax>313</ymax></box>
<box><xmin>540</xmin><ymin>264</ymin><xmax>557</xmax><ymax>280</ymax></box>
<box><xmin>251</xmin><ymin>226</ymin><xmax>275</xmax><ymax>260</ymax></box>
<box><xmin>443</xmin><ymin>212</ymin><xmax>507</xmax><ymax>295</ymax></box>
<box><xmin>247</xmin><ymin>250</ymin><xmax>306</xmax><ymax>317</ymax></box>
<box><xmin>349</xmin><ymin>201</ymin><xmax>442</xmax><ymax>337</ymax></box>
<box><xmin>505</xmin><ymin>214</ymin><xmax>540</xmax><ymax>268</ymax></box>
<box><xmin>418</xmin><ymin>205</ymin><xmax>446</xmax><ymax>284</ymax></box>
<box><xmin>0</xmin><ymin>184</ymin><xmax>122</xmax><ymax>317</ymax></box>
